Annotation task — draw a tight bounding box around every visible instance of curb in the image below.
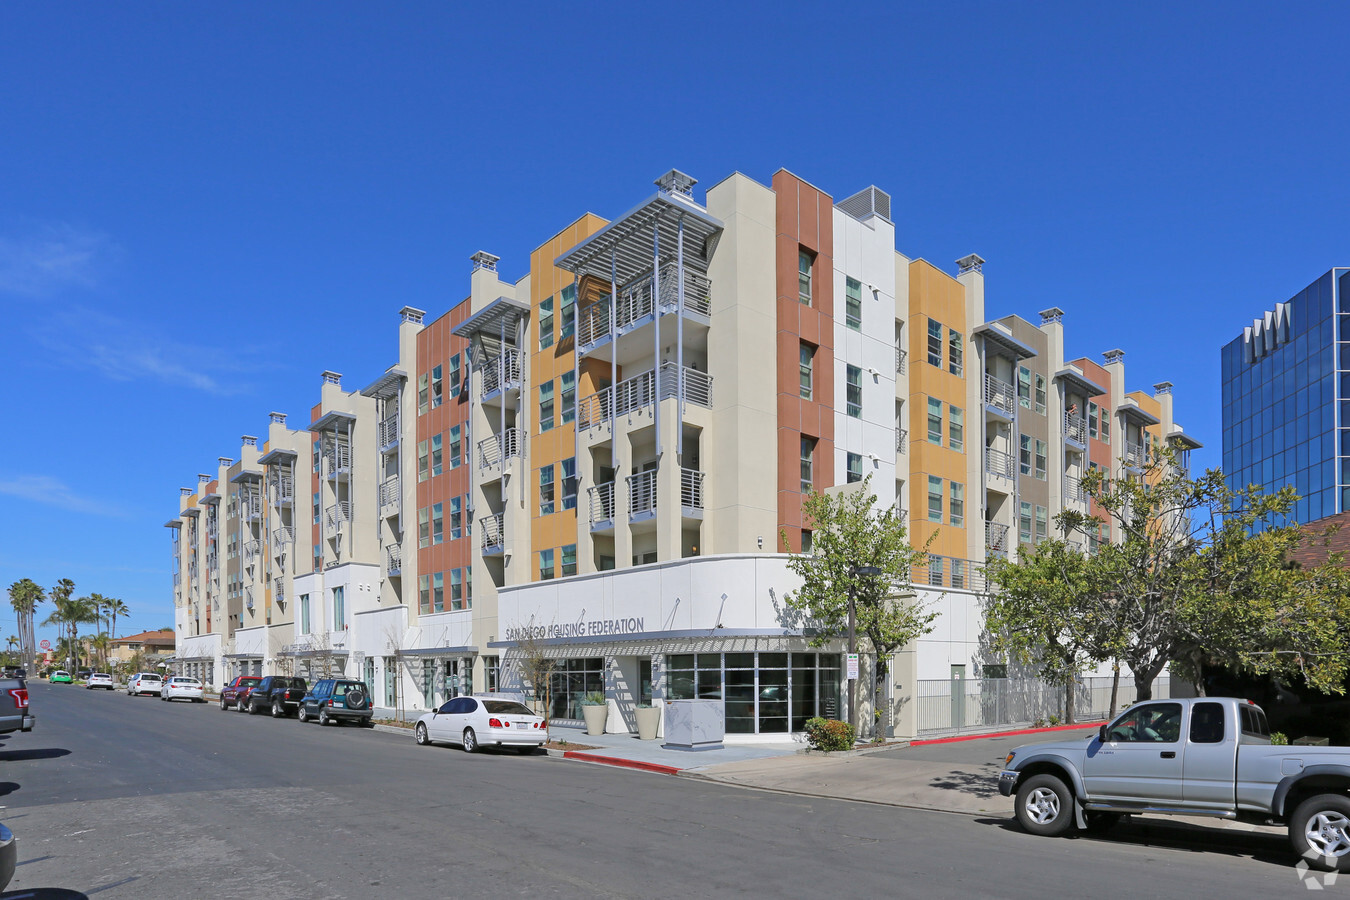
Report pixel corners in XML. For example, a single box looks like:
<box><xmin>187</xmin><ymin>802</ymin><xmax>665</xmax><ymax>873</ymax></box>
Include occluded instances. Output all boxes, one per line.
<box><xmin>544</xmin><ymin>747</ymin><xmax>682</xmax><ymax>776</ymax></box>
<box><xmin>373</xmin><ymin>723</ymin><xmax>415</xmax><ymax>737</ymax></box>
<box><xmin>682</xmin><ymin>771</ymin><xmax>994</xmax><ymax>818</ymax></box>
<box><xmin>909</xmin><ymin>721</ymin><xmax>1097</xmax><ymax>747</ymax></box>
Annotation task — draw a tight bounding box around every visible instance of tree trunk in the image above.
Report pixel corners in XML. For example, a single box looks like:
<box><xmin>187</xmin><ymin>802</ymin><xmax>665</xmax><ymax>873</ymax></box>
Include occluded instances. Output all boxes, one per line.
<box><xmin>873</xmin><ymin>653</ymin><xmax>889</xmax><ymax>743</ymax></box>
<box><xmin>1109</xmin><ymin>662</ymin><xmax>1120</xmax><ymax>717</ymax></box>
<box><xmin>1064</xmin><ymin>676</ymin><xmax>1076</xmax><ymax>725</ymax></box>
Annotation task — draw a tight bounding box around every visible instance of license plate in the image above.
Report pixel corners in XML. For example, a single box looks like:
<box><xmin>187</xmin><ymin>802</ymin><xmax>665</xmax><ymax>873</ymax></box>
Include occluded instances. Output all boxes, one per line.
<box><xmin>515</xmin><ymin>723</ymin><xmax>529</xmax><ymax>729</ymax></box>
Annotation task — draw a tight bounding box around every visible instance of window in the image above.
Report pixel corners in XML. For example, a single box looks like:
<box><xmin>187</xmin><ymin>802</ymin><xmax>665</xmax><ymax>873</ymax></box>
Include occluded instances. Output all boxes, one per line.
<box><xmin>560</xmin><ymin>371</ymin><xmax>576</xmax><ymax>424</ymax></box>
<box><xmin>449</xmin><ymin>496</ymin><xmax>462</xmax><ymax>540</ymax></box>
<box><xmin>417</xmin><ymin>440</ymin><xmax>428</xmax><ymax>482</ymax></box>
<box><xmin>951</xmin><ymin>558</ymin><xmax>965</xmax><ymax>589</ymax></box>
<box><xmin>845</xmin><ymin>276</ymin><xmax>862</xmax><ymax>330</ymax></box>
<box><xmin>431</xmin><ymin>502</ymin><xmax>444</xmax><ymax>544</ymax></box>
<box><xmin>483</xmin><ymin>655</ymin><xmax>500</xmax><ymax>693</ymax></box>
<box><xmin>450</xmin><ymin>569</ymin><xmax>462</xmax><ymax>610</ymax></box>
<box><xmin>313</xmin><ymin>438</ymin><xmax>321</xmax><ymax>473</ymax></box>
<box><xmin>299</xmin><ymin>593</ymin><xmax>310</xmax><ymax>634</ymax></box>
<box><xmin>449</xmin><ymin>353</ymin><xmax>461</xmax><ymax>397</ymax></box>
<box><xmin>432</xmin><ymin>572</ymin><xmax>444</xmax><ymax>612</ymax></box>
<box><xmin>448</xmin><ymin>426</ymin><xmax>461</xmax><ymax>469</ymax></box>
<box><xmin>313</xmin><ymin>491</ymin><xmax>320</xmax><ymax>525</ymax></box>
<box><xmin>1100</xmin><ymin>411</ymin><xmax>1110</xmax><ymax>442</ymax></box>
<box><xmin>928</xmin><ymin>397</ymin><xmax>943</xmax><ymax>444</ymax></box>
<box><xmin>431</xmin><ymin>365</ymin><xmax>443</xmax><ymax>409</ymax></box>
<box><xmin>949</xmin><ymin>406</ymin><xmax>964</xmax><ymax>452</ymax></box>
<box><xmin>539</xmin><ymin>464</ymin><xmax>555</xmax><ymax>516</ymax></box>
<box><xmin>418</xmin><ymin>576</ymin><xmax>431</xmax><ymax>614</ymax></box>
<box><xmin>539</xmin><ymin>549</ymin><xmax>555</xmax><ymax>581</ymax></box>
<box><xmin>847</xmin><ymin>452</ymin><xmax>863</xmax><ymax>484</ymax></box>
<box><xmin>1108</xmin><ymin>703</ymin><xmax>1182</xmax><ymax>743</ymax></box>
<box><xmin>950</xmin><ymin>482</ymin><xmax>964</xmax><ymax>527</ymax></box>
<box><xmin>1034</xmin><ymin>374</ymin><xmax>1046</xmax><ymax>415</ymax></box>
<box><xmin>928</xmin><ymin>476</ymin><xmax>943</xmax><ymax>523</ymax></box>
<box><xmin>1190</xmin><ymin>702</ymin><xmax>1226</xmax><ymax>744</ymax></box>
<box><xmin>431</xmin><ymin>434</ymin><xmax>443</xmax><ymax>477</ymax></box>
<box><xmin>1035</xmin><ymin>505</ymin><xmax>1048</xmax><ymax>541</ymax></box>
<box><xmin>846</xmin><ymin>365</ymin><xmax>862</xmax><ymax>418</ymax></box>
<box><xmin>1088</xmin><ymin>402</ymin><xmax>1099</xmax><ymax>439</ymax></box>
<box><xmin>539</xmin><ymin>380</ymin><xmax>554</xmax><ymax>432</ymax></box>
<box><xmin>332</xmin><ymin>586</ymin><xmax>345</xmax><ymax>630</ymax></box>
<box><xmin>1018</xmin><ymin>367</ymin><xmax>1032</xmax><ymax>408</ymax></box>
<box><xmin>417</xmin><ymin>374</ymin><xmax>428</xmax><ymax>414</ymax></box>
<box><xmin>561</xmin><ymin>458</ymin><xmax>577</xmax><ymax>511</ymax></box>
<box><xmin>948</xmin><ymin>329</ymin><xmax>963</xmax><ymax>376</ymax></box>
<box><xmin>927</xmin><ymin>319</ymin><xmax>943</xmax><ymax>367</ymax></box>
<box><xmin>1019</xmin><ymin>501</ymin><xmax>1033</xmax><ymax>543</ymax></box>
<box><xmin>539</xmin><ymin>296</ymin><xmax>554</xmax><ymax>349</ymax></box>
<box><xmin>561</xmin><ymin>543</ymin><xmax>577</xmax><ymax>577</ymax></box>
<box><xmin>464</xmin><ymin>569</ymin><xmax>473</xmax><ymax>610</ymax></box>
<box><xmin>560</xmin><ymin>284</ymin><xmax>576</xmax><ymax>340</ymax></box>
<box><xmin>418</xmin><ymin>507</ymin><xmax>430</xmax><ymax>548</ymax></box>
<box><xmin>1019</xmin><ymin>434</ymin><xmax>1033</xmax><ymax>475</ymax></box>
<box><xmin>800</xmin><ymin>437</ymin><xmax>816</xmax><ymax>492</ymax></box>
<box><xmin>799</xmin><ymin>343</ymin><xmax>814</xmax><ymax>400</ymax></box>
<box><xmin>798</xmin><ymin>250</ymin><xmax>813</xmax><ymax>305</ymax></box>
<box><xmin>928</xmin><ymin>555</ymin><xmax>944</xmax><ymax>586</ymax></box>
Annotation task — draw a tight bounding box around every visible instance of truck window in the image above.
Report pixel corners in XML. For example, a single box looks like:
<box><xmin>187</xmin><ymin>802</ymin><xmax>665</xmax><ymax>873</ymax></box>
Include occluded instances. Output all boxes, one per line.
<box><xmin>1189</xmin><ymin>702</ymin><xmax>1225</xmax><ymax>743</ymax></box>
<box><xmin>1240</xmin><ymin>704</ymin><xmax>1270</xmax><ymax>738</ymax></box>
<box><xmin>1108</xmin><ymin>702</ymin><xmax>1183</xmax><ymax>742</ymax></box>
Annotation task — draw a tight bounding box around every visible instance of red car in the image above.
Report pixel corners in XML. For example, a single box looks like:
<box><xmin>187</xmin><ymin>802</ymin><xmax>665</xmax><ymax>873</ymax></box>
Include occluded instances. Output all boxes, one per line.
<box><xmin>219</xmin><ymin>675</ymin><xmax>262</xmax><ymax>711</ymax></box>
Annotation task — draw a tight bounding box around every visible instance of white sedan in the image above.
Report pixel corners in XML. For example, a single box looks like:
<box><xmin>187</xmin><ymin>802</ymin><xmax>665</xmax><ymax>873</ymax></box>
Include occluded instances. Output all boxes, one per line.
<box><xmin>85</xmin><ymin>673</ymin><xmax>115</xmax><ymax>690</ymax></box>
<box><xmin>159</xmin><ymin>677</ymin><xmax>204</xmax><ymax>703</ymax></box>
<box><xmin>414</xmin><ymin>696</ymin><xmax>547</xmax><ymax>753</ymax></box>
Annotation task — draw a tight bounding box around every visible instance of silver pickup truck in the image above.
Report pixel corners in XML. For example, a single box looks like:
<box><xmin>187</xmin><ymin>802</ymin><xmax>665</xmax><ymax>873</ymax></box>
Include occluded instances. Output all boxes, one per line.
<box><xmin>999</xmin><ymin>696</ymin><xmax>1350</xmax><ymax>870</ymax></box>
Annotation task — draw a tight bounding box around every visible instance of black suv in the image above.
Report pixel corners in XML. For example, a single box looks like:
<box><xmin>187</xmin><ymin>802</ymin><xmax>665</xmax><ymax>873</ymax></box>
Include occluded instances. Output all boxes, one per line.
<box><xmin>244</xmin><ymin>676</ymin><xmax>308</xmax><ymax>717</ymax></box>
<box><xmin>297</xmin><ymin>678</ymin><xmax>373</xmax><ymax>727</ymax></box>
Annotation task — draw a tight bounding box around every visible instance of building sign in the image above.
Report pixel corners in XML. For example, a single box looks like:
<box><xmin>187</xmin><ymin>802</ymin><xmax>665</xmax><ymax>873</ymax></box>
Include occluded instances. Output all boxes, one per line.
<box><xmin>505</xmin><ymin>617</ymin><xmax>645</xmax><ymax>642</ymax></box>
<box><xmin>847</xmin><ymin>653</ymin><xmax>859</xmax><ymax>681</ymax></box>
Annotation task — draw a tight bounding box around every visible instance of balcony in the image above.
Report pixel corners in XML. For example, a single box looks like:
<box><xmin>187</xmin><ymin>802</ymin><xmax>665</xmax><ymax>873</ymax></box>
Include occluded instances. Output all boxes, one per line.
<box><xmin>589</xmin><ymin>481</ymin><xmax>615</xmax><ymax>530</ymax></box>
<box><xmin>477</xmin><ymin>428</ymin><xmax>521</xmax><ymax>471</ymax></box>
<box><xmin>577</xmin><ymin>363</ymin><xmax>712</xmax><ymax>433</ymax></box>
<box><xmin>272</xmin><ymin>527</ymin><xmax>294</xmax><ymax>554</ymax></box>
<box><xmin>324</xmin><ymin>501</ymin><xmax>351</xmax><ymax>531</ymax></box>
<box><xmin>271</xmin><ymin>474</ymin><xmax>293</xmax><ymax>507</ymax></box>
<box><xmin>1063</xmin><ymin>414</ymin><xmax>1087</xmax><ymax>446</ymax></box>
<box><xmin>385</xmin><ymin>544</ymin><xmax>402</xmax><ymax>578</ymax></box>
<box><xmin>379</xmin><ymin>476</ymin><xmax>400</xmax><ymax>516</ymax></box>
<box><xmin>242</xmin><ymin>498</ymin><xmax>263</xmax><ymax>522</ymax></box>
<box><xmin>578</xmin><ymin>388</ymin><xmax>613</xmax><ymax>430</ymax></box>
<box><xmin>681</xmin><ymin>468</ymin><xmax>705</xmax><ymax>516</ymax></box>
<box><xmin>480</xmin><ymin>513</ymin><xmax>504</xmax><ymax>556</ymax></box>
<box><xmin>274</xmin><ymin>580</ymin><xmax>285</xmax><ymax>606</ymax></box>
<box><xmin>243</xmin><ymin>539</ymin><xmax>260</xmax><ymax>567</ymax></box>
<box><xmin>1123</xmin><ymin>441</ymin><xmax>1148</xmax><ymax>469</ymax></box>
<box><xmin>627</xmin><ymin>469</ymin><xmax>657</xmax><ymax>521</ymax></box>
<box><xmin>481</xmin><ymin>348</ymin><xmax>523</xmax><ymax>400</ymax></box>
<box><xmin>895</xmin><ymin>347</ymin><xmax>908</xmax><ymax>375</ymax></box>
<box><xmin>1064</xmin><ymin>475</ymin><xmax>1088</xmax><ymax>504</ymax></box>
<box><xmin>245</xmin><ymin>586</ymin><xmax>254</xmax><ymax>611</ymax></box>
<box><xmin>985</xmin><ymin>521</ymin><xmax>1011</xmax><ymax>559</ymax></box>
<box><xmin>576</xmin><ymin>265</ymin><xmax>713</xmax><ymax>356</ymax></box>
<box><xmin>984</xmin><ymin>447</ymin><xmax>1014</xmax><ymax>479</ymax></box>
<box><xmin>895</xmin><ymin>427</ymin><xmax>908</xmax><ymax>454</ymax></box>
<box><xmin>323</xmin><ymin>443</ymin><xmax>352</xmax><ymax>479</ymax></box>
<box><xmin>378</xmin><ymin>416</ymin><xmax>400</xmax><ymax>452</ymax></box>
<box><xmin>983</xmin><ymin>373</ymin><xmax>1015</xmax><ymax>416</ymax></box>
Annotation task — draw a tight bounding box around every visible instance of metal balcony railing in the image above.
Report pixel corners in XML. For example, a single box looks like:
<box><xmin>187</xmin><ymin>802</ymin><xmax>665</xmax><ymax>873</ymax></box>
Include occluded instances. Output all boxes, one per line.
<box><xmin>245</xmin><ymin>586</ymin><xmax>253</xmax><ymax>611</ymax></box>
<box><xmin>274</xmin><ymin>581</ymin><xmax>285</xmax><ymax>605</ymax></box>
<box><xmin>589</xmin><ymin>481</ymin><xmax>615</xmax><ymax>525</ymax></box>
<box><xmin>576</xmin><ymin>265</ymin><xmax>713</xmax><ymax>352</ymax></box>
<box><xmin>379</xmin><ymin>476</ymin><xmax>400</xmax><ymax>510</ymax></box>
<box><xmin>378</xmin><ymin>416</ymin><xmax>400</xmax><ymax>450</ymax></box>
<box><xmin>272</xmin><ymin>527</ymin><xmax>294</xmax><ymax>553</ymax></box>
<box><xmin>895</xmin><ymin>427</ymin><xmax>908</xmax><ymax>454</ymax></box>
<box><xmin>243</xmin><ymin>539</ymin><xmax>260</xmax><ymax>565</ymax></box>
<box><xmin>481</xmin><ymin>348</ymin><xmax>523</xmax><ymax>398</ymax></box>
<box><xmin>895</xmin><ymin>347</ymin><xmax>908</xmax><ymax>375</ymax></box>
<box><xmin>477</xmin><ymin>428</ymin><xmax>521</xmax><ymax>470</ymax></box>
<box><xmin>242</xmin><ymin>498</ymin><xmax>263</xmax><ymax>521</ymax></box>
<box><xmin>985</xmin><ymin>521</ymin><xmax>1010</xmax><ymax>558</ymax></box>
<box><xmin>324</xmin><ymin>501</ymin><xmax>351</xmax><ymax>531</ymax></box>
<box><xmin>479</xmin><ymin>513</ymin><xmax>504</xmax><ymax>553</ymax></box>
<box><xmin>627</xmin><ymin>469</ymin><xmax>657</xmax><ymax>516</ymax></box>
<box><xmin>385</xmin><ymin>544</ymin><xmax>402</xmax><ymax>577</ymax></box>
<box><xmin>615</xmin><ymin>369</ymin><xmax>656</xmax><ymax>417</ymax></box>
<box><xmin>985</xmin><ymin>447</ymin><xmax>1014</xmax><ymax>478</ymax></box>
<box><xmin>578</xmin><ymin>388</ymin><xmax>613</xmax><ymax>429</ymax></box>
<box><xmin>271</xmin><ymin>474</ymin><xmax>293</xmax><ymax>506</ymax></box>
<box><xmin>1123</xmin><ymin>442</ymin><xmax>1148</xmax><ymax>469</ymax></box>
<box><xmin>324</xmin><ymin>442</ymin><xmax>352</xmax><ymax>475</ymax></box>
<box><xmin>1064</xmin><ymin>475</ymin><xmax>1087</xmax><ymax>504</ymax></box>
<box><xmin>659</xmin><ymin>361</ymin><xmax>713</xmax><ymax>408</ymax></box>
<box><xmin>576</xmin><ymin>300</ymin><xmax>611</xmax><ymax>348</ymax></box>
<box><xmin>983</xmin><ymin>374</ymin><xmax>1015</xmax><ymax>414</ymax></box>
<box><xmin>1063</xmin><ymin>414</ymin><xmax>1087</xmax><ymax>445</ymax></box>
<box><xmin>681</xmin><ymin>468</ymin><xmax>705</xmax><ymax>511</ymax></box>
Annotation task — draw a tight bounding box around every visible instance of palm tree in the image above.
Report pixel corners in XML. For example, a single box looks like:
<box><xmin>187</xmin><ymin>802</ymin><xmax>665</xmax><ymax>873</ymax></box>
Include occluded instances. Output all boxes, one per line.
<box><xmin>106</xmin><ymin>597</ymin><xmax>129</xmax><ymax>643</ymax></box>
<box><xmin>4</xmin><ymin>636</ymin><xmax>16</xmax><ymax>667</ymax></box>
<box><xmin>46</xmin><ymin>579</ymin><xmax>74</xmax><ymax>670</ymax></box>
<box><xmin>8</xmin><ymin>579</ymin><xmax>44</xmax><ymax>670</ymax></box>
<box><xmin>90</xmin><ymin>633</ymin><xmax>112</xmax><ymax>672</ymax></box>
<box><xmin>43</xmin><ymin>595</ymin><xmax>96</xmax><ymax>671</ymax></box>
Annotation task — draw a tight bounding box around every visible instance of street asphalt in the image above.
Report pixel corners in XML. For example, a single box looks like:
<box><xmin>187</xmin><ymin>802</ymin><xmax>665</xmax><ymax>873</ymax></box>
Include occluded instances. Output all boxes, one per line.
<box><xmin>0</xmin><ymin>682</ymin><xmax>1316</xmax><ymax>898</ymax></box>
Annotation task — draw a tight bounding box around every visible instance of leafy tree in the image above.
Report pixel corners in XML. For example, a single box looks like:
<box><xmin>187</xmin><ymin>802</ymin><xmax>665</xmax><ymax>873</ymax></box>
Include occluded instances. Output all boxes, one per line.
<box><xmin>515</xmin><ymin>621</ymin><xmax>557</xmax><ymax>730</ymax></box>
<box><xmin>782</xmin><ymin>478</ymin><xmax>938</xmax><ymax>740</ymax></box>
<box><xmin>90</xmin><ymin>633</ymin><xmax>112</xmax><ymax>672</ymax></box>
<box><xmin>8</xmin><ymin>579</ymin><xmax>44</xmax><ymax>670</ymax></box>
<box><xmin>43</xmin><ymin>592</ymin><xmax>97</xmax><ymax>671</ymax></box>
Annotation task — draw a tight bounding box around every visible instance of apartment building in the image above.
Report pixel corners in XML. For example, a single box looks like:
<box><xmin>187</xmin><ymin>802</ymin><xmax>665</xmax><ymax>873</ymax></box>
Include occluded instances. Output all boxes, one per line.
<box><xmin>167</xmin><ymin>167</ymin><xmax>1198</xmax><ymax>740</ymax></box>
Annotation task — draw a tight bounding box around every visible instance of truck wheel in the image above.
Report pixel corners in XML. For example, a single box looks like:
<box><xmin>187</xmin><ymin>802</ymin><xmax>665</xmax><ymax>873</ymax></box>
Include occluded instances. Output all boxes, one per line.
<box><xmin>1015</xmin><ymin>774</ymin><xmax>1075</xmax><ymax>837</ymax></box>
<box><xmin>319</xmin><ymin>709</ymin><xmax>330</xmax><ymax>726</ymax></box>
<box><xmin>272</xmin><ymin>700</ymin><xmax>284</xmax><ymax>718</ymax></box>
<box><xmin>1290</xmin><ymin>794</ymin><xmax>1350</xmax><ymax>872</ymax></box>
<box><xmin>298</xmin><ymin>706</ymin><xmax>310</xmax><ymax>723</ymax></box>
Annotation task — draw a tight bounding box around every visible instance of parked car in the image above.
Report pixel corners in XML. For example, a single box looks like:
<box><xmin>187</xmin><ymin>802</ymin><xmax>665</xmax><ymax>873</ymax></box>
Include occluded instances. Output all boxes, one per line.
<box><xmin>49</xmin><ymin>671</ymin><xmax>72</xmax><ymax>684</ymax></box>
<box><xmin>219</xmin><ymin>675</ymin><xmax>262</xmax><ymax>711</ymax></box>
<box><xmin>159</xmin><ymin>676</ymin><xmax>204</xmax><ymax>702</ymax></box>
<box><xmin>0</xmin><ymin>674</ymin><xmax>33</xmax><ymax>736</ymax></box>
<box><xmin>1000</xmin><ymin>696</ymin><xmax>1350</xmax><ymax>870</ymax></box>
<box><xmin>126</xmin><ymin>673</ymin><xmax>163</xmax><ymax>696</ymax></box>
<box><xmin>244</xmin><ymin>676</ymin><xmax>307</xmax><ymax>717</ymax></box>
<box><xmin>297</xmin><ymin>678</ymin><xmax>373</xmax><ymax>726</ymax></box>
<box><xmin>414</xmin><ymin>696</ymin><xmax>547</xmax><ymax>753</ymax></box>
<box><xmin>76</xmin><ymin>668</ymin><xmax>92</xmax><ymax>680</ymax></box>
<box><xmin>85</xmin><ymin>673</ymin><xmax>115</xmax><ymax>690</ymax></box>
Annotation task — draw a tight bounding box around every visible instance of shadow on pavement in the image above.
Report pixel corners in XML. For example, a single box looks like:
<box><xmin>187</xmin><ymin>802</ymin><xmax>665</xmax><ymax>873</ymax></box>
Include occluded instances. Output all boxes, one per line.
<box><xmin>926</xmin><ymin>767</ymin><xmax>1000</xmax><ymax>800</ymax></box>
<box><xmin>0</xmin><ymin>751</ymin><xmax>68</xmax><ymax>763</ymax></box>
<box><xmin>0</xmin><ymin>890</ymin><xmax>89</xmax><ymax>899</ymax></box>
<box><xmin>0</xmin><ymin>785</ymin><xmax>20</xmax><ymax>799</ymax></box>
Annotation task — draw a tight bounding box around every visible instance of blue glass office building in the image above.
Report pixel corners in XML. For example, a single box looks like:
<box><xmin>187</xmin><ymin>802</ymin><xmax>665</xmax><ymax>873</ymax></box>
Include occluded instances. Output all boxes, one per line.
<box><xmin>1221</xmin><ymin>269</ymin><xmax>1350</xmax><ymax>524</ymax></box>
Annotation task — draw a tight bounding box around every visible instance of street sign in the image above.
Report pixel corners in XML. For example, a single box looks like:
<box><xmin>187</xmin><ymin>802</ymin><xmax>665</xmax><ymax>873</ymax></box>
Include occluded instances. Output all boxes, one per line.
<box><xmin>846</xmin><ymin>653</ymin><xmax>859</xmax><ymax>681</ymax></box>
<box><xmin>39</xmin><ymin>640</ymin><xmax>50</xmax><ymax>650</ymax></box>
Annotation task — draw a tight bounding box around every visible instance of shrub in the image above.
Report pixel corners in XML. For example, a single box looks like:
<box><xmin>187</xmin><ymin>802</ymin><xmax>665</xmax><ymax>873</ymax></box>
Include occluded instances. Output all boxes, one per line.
<box><xmin>804</xmin><ymin>717</ymin><xmax>855</xmax><ymax>751</ymax></box>
<box><xmin>1270</xmin><ymin>731</ymin><xmax>1289</xmax><ymax>745</ymax></box>
<box><xmin>1048</xmin><ymin>715</ymin><xmax>1062</xmax><ymax>726</ymax></box>
<box><xmin>581</xmin><ymin>691</ymin><xmax>606</xmax><ymax>707</ymax></box>
<box><xmin>1033</xmin><ymin>717</ymin><xmax>1046</xmax><ymax>728</ymax></box>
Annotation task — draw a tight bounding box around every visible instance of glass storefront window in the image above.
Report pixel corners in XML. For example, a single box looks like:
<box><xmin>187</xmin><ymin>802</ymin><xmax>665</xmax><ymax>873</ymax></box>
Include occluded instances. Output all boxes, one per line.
<box><xmin>548</xmin><ymin>657</ymin><xmax>604</xmax><ymax>720</ymax></box>
<box><xmin>661</xmin><ymin>651</ymin><xmax>840</xmax><ymax>734</ymax></box>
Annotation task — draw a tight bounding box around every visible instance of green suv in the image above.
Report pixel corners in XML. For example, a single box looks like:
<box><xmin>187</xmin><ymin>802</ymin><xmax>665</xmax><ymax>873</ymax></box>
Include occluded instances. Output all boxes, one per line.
<box><xmin>297</xmin><ymin>678</ymin><xmax>374</xmax><ymax>727</ymax></box>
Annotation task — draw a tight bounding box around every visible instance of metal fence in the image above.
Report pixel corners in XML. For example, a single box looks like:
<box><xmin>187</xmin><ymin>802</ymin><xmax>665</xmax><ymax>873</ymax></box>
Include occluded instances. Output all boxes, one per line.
<box><xmin>914</xmin><ymin>675</ymin><xmax>1172</xmax><ymax>737</ymax></box>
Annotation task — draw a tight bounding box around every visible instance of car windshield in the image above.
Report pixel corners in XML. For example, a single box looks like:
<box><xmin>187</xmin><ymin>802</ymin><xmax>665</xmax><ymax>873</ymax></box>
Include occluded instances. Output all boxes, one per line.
<box><xmin>481</xmin><ymin>700</ymin><xmax>533</xmax><ymax>716</ymax></box>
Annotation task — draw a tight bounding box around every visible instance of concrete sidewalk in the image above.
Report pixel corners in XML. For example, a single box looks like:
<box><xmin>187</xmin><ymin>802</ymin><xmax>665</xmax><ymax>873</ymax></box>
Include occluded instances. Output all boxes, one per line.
<box><xmin>546</xmin><ymin>725</ymin><xmax>803</xmax><ymax>773</ymax></box>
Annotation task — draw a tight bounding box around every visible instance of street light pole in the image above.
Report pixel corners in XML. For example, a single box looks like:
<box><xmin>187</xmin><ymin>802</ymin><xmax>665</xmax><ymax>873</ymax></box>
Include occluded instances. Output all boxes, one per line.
<box><xmin>846</xmin><ymin>565</ymin><xmax>882</xmax><ymax>741</ymax></box>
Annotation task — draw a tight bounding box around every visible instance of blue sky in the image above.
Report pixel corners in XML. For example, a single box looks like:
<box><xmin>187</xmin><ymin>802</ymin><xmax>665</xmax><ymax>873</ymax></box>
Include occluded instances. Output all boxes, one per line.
<box><xmin>2</xmin><ymin>2</ymin><xmax>1347</xmax><ymax>641</ymax></box>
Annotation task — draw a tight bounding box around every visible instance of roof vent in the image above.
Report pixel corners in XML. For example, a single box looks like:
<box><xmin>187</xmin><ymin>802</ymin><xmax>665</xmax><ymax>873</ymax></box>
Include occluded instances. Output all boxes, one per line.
<box><xmin>1102</xmin><ymin>349</ymin><xmax>1125</xmax><ymax>365</ymax></box>
<box><xmin>197</xmin><ymin>473</ymin><xmax>211</xmax><ymax>484</ymax></box>
<box><xmin>655</xmin><ymin>169</ymin><xmax>697</xmax><ymax>197</ymax></box>
<box><xmin>838</xmin><ymin>186</ymin><xmax>892</xmax><ymax>223</ymax></box>
<box><xmin>241</xmin><ymin>436</ymin><xmax>257</xmax><ymax>448</ymax></box>
<box><xmin>321</xmin><ymin>371</ymin><xmax>342</xmax><ymax>386</ymax></box>
<box><xmin>956</xmin><ymin>254</ymin><xmax>985</xmax><ymax>275</ymax></box>
<box><xmin>1039</xmin><ymin>307</ymin><xmax>1065</xmax><ymax>325</ymax></box>
<box><xmin>1153</xmin><ymin>381</ymin><xmax>1173</xmax><ymax>395</ymax></box>
<box><xmin>269</xmin><ymin>412</ymin><xmax>287</xmax><ymax>425</ymax></box>
<box><xmin>400</xmin><ymin>306</ymin><xmax>426</xmax><ymax>324</ymax></box>
<box><xmin>217</xmin><ymin>457</ymin><xmax>233</xmax><ymax>467</ymax></box>
<box><xmin>180</xmin><ymin>487</ymin><xmax>193</xmax><ymax>496</ymax></box>
<box><xmin>470</xmin><ymin>251</ymin><xmax>500</xmax><ymax>273</ymax></box>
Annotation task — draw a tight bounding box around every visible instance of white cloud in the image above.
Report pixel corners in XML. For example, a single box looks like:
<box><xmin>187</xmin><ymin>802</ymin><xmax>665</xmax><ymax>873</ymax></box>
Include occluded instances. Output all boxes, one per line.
<box><xmin>0</xmin><ymin>474</ymin><xmax>125</xmax><ymax>518</ymax></box>
<box><xmin>0</xmin><ymin>224</ymin><xmax>113</xmax><ymax>296</ymax></box>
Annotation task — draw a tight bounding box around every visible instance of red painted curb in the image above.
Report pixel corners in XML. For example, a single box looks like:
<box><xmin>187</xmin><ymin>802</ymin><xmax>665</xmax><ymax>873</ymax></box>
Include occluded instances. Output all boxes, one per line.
<box><xmin>562</xmin><ymin>751</ymin><xmax>683</xmax><ymax>776</ymax></box>
<box><xmin>909</xmin><ymin>722</ymin><xmax>1097</xmax><ymax>747</ymax></box>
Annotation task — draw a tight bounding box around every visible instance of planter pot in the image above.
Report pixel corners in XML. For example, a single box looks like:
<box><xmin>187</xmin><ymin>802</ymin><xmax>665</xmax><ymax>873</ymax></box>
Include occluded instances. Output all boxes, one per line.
<box><xmin>635</xmin><ymin>705</ymin><xmax>660</xmax><ymax>741</ymax></box>
<box><xmin>582</xmin><ymin>703</ymin><xmax>608</xmax><ymax>736</ymax></box>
